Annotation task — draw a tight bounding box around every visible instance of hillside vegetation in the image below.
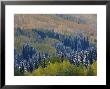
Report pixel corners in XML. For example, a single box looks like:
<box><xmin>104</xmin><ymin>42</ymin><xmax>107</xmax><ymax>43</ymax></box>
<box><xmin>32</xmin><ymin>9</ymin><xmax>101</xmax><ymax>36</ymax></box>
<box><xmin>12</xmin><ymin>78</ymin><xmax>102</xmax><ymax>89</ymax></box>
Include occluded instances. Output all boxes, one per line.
<box><xmin>14</xmin><ymin>14</ymin><xmax>97</xmax><ymax>76</ymax></box>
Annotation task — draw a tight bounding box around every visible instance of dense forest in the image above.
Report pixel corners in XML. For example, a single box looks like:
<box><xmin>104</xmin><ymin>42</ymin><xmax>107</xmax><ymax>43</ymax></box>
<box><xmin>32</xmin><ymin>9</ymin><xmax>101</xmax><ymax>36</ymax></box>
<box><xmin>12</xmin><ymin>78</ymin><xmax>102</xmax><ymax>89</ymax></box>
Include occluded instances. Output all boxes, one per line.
<box><xmin>14</xmin><ymin>14</ymin><xmax>97</xmax><ymax>76</ymax></box>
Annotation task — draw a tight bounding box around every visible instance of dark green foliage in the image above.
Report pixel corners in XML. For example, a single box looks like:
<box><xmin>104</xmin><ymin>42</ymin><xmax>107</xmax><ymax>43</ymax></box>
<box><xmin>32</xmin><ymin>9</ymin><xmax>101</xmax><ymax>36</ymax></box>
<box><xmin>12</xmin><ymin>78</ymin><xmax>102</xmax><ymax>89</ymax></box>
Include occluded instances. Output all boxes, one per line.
<box><xmin>14</xmin><ymin>28</ymin><xmax>97</xmax><ymax>76</ymax></box>
<box><xmin>14</xmin><ymin>67</ymin><xmax>24</xmax><ymax>76</ymax></box>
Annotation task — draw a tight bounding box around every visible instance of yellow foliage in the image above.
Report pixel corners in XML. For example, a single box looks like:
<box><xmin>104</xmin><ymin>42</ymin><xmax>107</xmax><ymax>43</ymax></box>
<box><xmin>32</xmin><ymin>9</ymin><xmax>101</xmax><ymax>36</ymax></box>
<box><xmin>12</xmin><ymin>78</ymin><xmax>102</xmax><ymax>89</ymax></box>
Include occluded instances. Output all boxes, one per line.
<box><xmin>25</xmin><ymin>60</ymin><xmax>97</xmax><ymax>76</ymax></box>
<box><xmin>87</xmin><ymin>61</ymin><xmax>97</xmax><ymax>76</ymax></box>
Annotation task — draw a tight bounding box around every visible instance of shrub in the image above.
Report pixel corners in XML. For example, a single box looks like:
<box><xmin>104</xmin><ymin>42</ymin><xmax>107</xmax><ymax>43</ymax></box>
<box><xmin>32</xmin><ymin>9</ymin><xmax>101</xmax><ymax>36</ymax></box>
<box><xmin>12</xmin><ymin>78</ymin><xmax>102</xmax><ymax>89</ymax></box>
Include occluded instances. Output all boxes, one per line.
<box><xmin>25</xmin><ymin>60</ymin><xmax>96</xmax><ymax>76</ymax></box>
<box><xmin>87</xmin><ymin>61</ymin><xmax>97</xmax><ymax>76</ymax></box>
